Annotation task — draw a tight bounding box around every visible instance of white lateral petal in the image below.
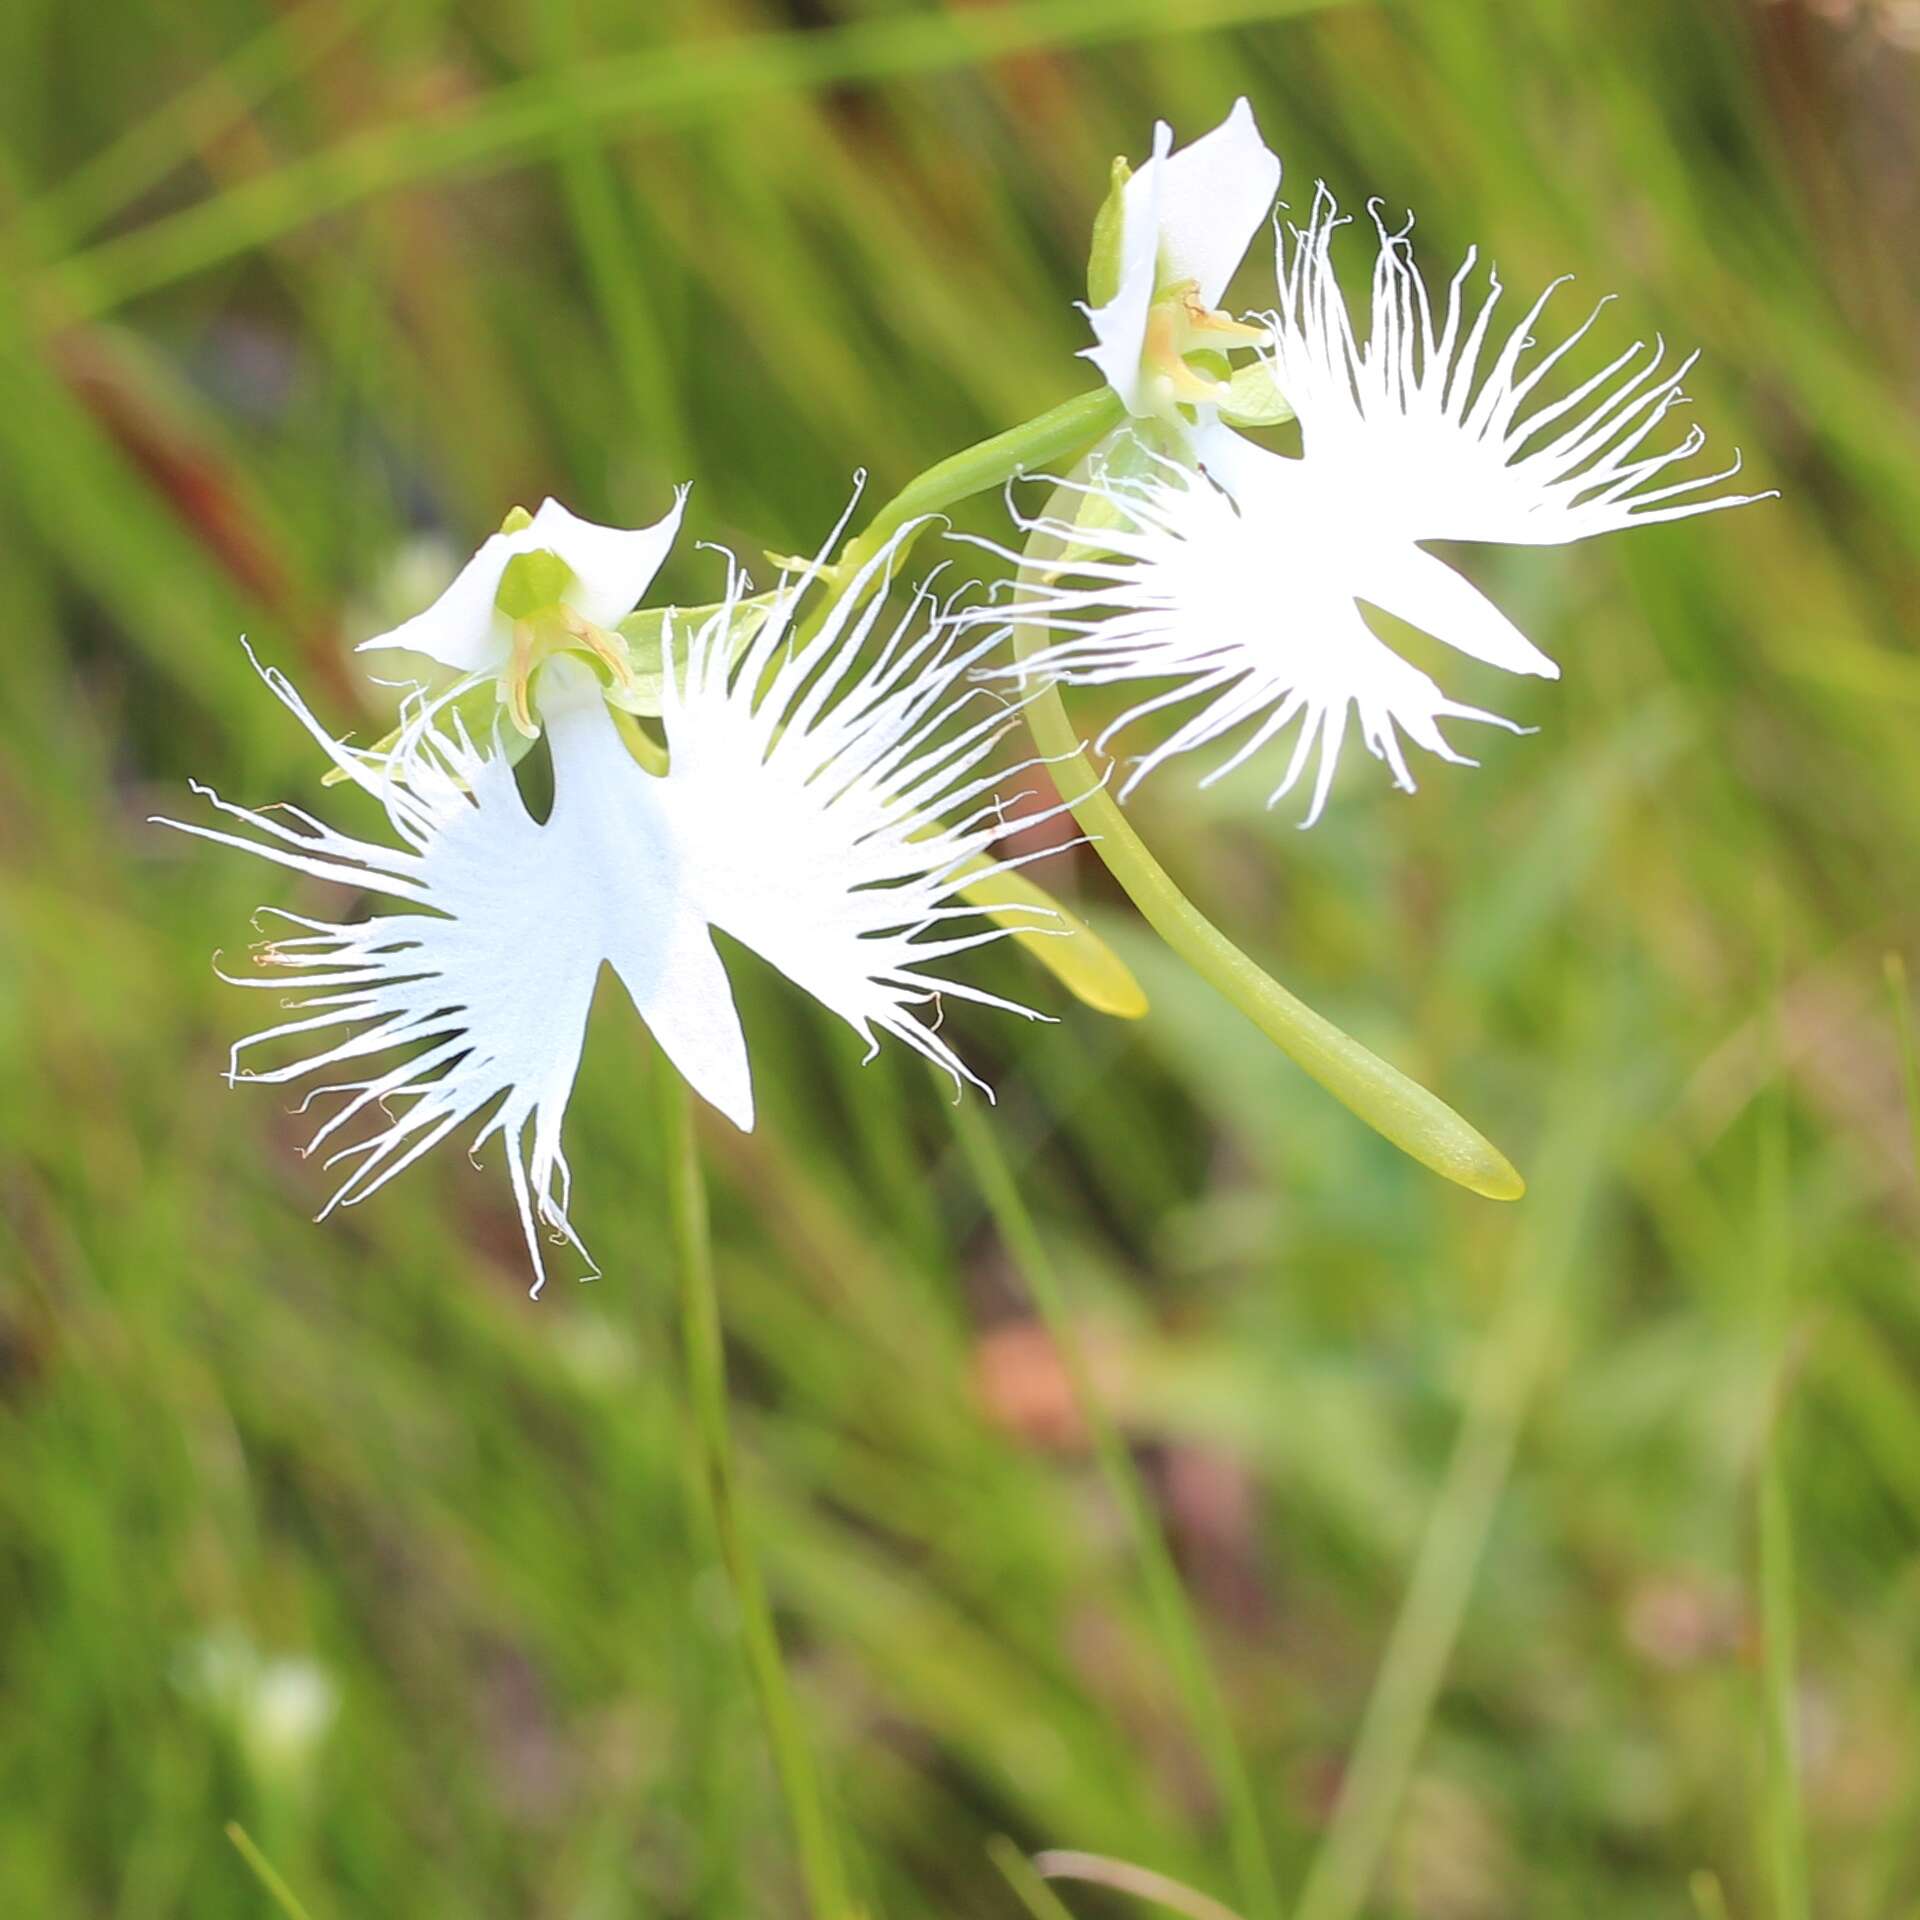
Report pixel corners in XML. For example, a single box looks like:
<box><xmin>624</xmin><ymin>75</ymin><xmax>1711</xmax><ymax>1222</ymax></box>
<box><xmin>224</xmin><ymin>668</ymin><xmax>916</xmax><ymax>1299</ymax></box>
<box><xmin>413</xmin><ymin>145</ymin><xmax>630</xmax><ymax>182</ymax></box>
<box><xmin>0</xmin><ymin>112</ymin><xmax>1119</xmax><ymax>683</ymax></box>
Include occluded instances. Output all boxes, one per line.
<box><xmin>162</xmin><ymin>664</ymin><xmax>625</xmax><ymax>1292</ymax></box>
<box><xmin>657</xmin><ymin>536</ymin><xmax>1059</xmax><ymax>1096</ymax></box>
<box><xmin>528</xmin><ymin>492</ymin><xmax>687</xmax><ymax>629</ymax></box>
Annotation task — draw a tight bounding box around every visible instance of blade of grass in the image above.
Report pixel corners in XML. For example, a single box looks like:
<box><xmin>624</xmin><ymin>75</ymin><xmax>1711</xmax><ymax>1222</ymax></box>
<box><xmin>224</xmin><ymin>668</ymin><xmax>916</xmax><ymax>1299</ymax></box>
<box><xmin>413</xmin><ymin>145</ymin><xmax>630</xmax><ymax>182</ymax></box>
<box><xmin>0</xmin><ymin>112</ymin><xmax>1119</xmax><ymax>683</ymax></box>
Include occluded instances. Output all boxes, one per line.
<box><xmin>44</xmin><ymin>0</ymin><xmax>1355</xmax><ymax>314</ymax></box>
<box><xmin>29</xmin><ymin>0</ymin><xmax>387</xmax><ymax>251</ymax></box>
<box><xmin>989</xmin><ymin>1837</ymin><xmax>1083</xmax><ymax>1920</ymax></box>
<box><xmin>1290</xmin><ymin>1116</ymin><xmax>1600</xmax><ymax>1920</ymax></box>
<box><xmin>224</xmin><ymin>1824</ymin><xmax>316</xmax><ymax>1920</ymax></box>
<box><xmin>656</xmin><ymin>1060</ymin><xmax>853</xmax><ymax>1920</ymax></box>
<box><xmin>1036</xmin><ymin>1850</ymin><xmax>1249</xmax><ymax>1920</ymax></box>
<box><xmin>1755</xmin><ymin>977</ymin><xmax>1808</xmax><ymax>1920</ymax></box>
<box><xmin>946</xmin><ymin>1093</ymin><xmax>1281</xmax><ymax>1920</ymax></box>
<box><xmin>536</xmin><ymin>0</ymin><xmax>691</xmax><ymax>482</ymax></box>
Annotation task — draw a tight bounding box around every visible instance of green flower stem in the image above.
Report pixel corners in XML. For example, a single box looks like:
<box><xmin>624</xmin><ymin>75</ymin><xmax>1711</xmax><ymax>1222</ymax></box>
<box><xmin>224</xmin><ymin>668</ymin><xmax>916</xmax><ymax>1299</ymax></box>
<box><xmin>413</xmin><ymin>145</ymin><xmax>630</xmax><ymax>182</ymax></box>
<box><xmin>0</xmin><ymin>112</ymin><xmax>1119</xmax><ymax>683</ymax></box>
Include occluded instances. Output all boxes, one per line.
<box><xmin>795</xmin><ymin>388</ymin><xmax>1127</xmax><ymax>650</ymax></box>
<box><xmin>948</xmin><ymin>1094</ymin><xmax>1281</xmax><ymax>1920</ymax></box>
<box><xmin>1011</xmin><ymin>504</ymin><xmax>1525</xmax><ymax>1202</ymax></box>
<box><xmin>836</xmin><ymin>389</ymin><xmax>1524</xmax><ymax>1199</ymax></box>
<box><xmin>1290</xmin><ymin>1116</ymin><xmax>1592</xmax><ymax>1920</ymax></box>
<box><xmin>834</xmin><ymin>387</ymin><xmax>1126</xmax><ymax>585</ymax></box>
<box><xmin>655</xmin><ymin>1063</ymin><xmax>853</xmax><ymax>1920</ymax></box>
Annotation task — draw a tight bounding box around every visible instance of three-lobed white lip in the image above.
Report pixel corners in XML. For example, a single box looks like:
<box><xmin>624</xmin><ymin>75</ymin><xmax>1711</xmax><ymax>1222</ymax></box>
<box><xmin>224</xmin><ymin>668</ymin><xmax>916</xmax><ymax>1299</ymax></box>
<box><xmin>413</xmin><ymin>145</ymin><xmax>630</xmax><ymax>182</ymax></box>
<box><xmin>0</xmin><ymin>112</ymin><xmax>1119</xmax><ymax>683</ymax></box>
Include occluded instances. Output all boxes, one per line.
<box><xmin>1042</xmin><ymin>173</ymin><xmax>1772</xmax><ymax>823</ymax></box>
<box><xmin>160</xmin><ymin>526</ymin><xmax>1063</xmax><ymax>1294</ymax></box>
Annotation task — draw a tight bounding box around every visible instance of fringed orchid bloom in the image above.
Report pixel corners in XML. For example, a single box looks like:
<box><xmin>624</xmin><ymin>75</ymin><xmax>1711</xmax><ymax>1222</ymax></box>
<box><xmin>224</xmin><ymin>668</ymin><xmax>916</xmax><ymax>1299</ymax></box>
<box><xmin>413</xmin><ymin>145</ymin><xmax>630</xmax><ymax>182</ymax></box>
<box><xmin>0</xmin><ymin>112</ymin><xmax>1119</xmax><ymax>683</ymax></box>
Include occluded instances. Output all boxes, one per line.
<box><xmin>160</xmin><ymin>511</ymin><xmax>1061</xmax><ymax>1292</ymax></box>
<box><xmin>1007</xmin><ymin>188</ymin><xmax>1773</xmax><ymax>823</ymax></box>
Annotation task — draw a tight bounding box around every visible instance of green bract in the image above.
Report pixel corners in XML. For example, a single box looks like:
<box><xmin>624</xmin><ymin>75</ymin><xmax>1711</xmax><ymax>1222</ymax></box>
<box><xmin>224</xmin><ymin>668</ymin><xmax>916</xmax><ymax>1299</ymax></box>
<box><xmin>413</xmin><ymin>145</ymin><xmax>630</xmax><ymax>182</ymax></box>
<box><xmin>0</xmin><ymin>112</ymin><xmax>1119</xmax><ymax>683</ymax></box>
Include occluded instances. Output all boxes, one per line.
<box><xmin>1218</xmin><ymin>356</ymin><xmax>1295</xmax><ymax>428</ymax></box>
<box><xmin>1047</xmin><ymin>425</ymin><xmax>1175</xmax><ymax>575</ymax></box>
<box><xmin>611</xmin><ymin>591</ymin><xmax>781</xmax><ymax>715</ymax></box>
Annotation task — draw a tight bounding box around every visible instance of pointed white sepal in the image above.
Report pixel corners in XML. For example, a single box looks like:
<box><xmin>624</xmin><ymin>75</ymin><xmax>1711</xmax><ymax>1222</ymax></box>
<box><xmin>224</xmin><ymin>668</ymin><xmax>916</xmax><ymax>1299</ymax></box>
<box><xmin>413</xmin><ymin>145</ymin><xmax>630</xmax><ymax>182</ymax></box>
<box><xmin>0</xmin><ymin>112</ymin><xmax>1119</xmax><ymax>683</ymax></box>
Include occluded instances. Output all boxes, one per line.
<box><xmin>1082</xmin><ymin>99</ymin><xmax>1282</xmax><ymax>416</ymax></box>
<box><xmin>359</xmin><ymin>492</ymin><xmax>688</xmax><ymax>674</ymax></box>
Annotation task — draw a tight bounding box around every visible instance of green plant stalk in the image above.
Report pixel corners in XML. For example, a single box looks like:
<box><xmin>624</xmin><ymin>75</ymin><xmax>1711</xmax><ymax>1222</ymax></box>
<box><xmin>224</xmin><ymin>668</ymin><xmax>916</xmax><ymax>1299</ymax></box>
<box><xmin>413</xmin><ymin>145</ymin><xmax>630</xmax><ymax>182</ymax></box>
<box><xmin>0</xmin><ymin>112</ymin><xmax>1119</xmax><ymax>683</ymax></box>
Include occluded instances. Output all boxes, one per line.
<box><xmin>834</xmin><ymin>392</ymin><xmax>1522</xmax><ymax>1199</ymax></box>
<box><xmin>1009</xmin><ymin>503</ymin><xmax>1523</xmax><ymax>1201</ymax></box>
<box><xmin>1755</xmin><ymin>984</ymin><xmax>1809</xmax><ymax>1920</ymax></box>
<box><xmin>1758</xmin><ymin>1458</ymin><xmax>1808</xmax><ymax>1920</ymax></box>
<box><xmin>655</xmin><ymin>1063</ymin><xmax>853</xmax><ymax>1920</ymax></box>
<box><xmin>949</xmin><ymin>1095</ymin><xmax>1280</xmax><ymax>1920</ymax></box>
<box><xmin>224</xmin><ymin>1824</ymin><xmax>317</xmax><ymax>1920</ymax></box>
<box><xmin>39</xmin><ymin>0</ymin><xmax>1356</xmax><ymax>312</ymax></box>
<box><xmin>832</xmin><ymin>388</ymin><xmax>1124</xmax><ymax>591</ymax></box>
<box><xmin>1291</xmin><ymin>1120</ymin><xmax>1593</xmax><ymax>1920</ymax></box>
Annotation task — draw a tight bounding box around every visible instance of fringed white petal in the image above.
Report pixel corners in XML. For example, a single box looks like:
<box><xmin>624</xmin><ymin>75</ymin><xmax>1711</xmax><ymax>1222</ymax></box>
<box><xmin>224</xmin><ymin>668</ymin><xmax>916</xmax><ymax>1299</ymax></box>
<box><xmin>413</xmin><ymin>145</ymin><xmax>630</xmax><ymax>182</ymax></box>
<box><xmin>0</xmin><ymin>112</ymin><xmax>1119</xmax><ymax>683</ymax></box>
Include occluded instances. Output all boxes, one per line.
<box><xmin>1266</xmin><ymin>187</ymin><xmax>1775</xmax><ymax>546</ymax></box>
<box><xmin>983</xmin><ymin>440</ymin><xmax>1524</xmax><ymax>824</ymax></box>
<box><xmin>166</xmin><ymin>529</ymin><xmax>1059</xmax><ymax>1286</ymax></box>
<box><xmin>658</xmin><ymin>535</ymin><xmax>1063</xmax><ymax>1100</ymax></box>
<box><xmin>359</xmin><ymin>491</ymin><xmax>687</xmax><ymax>673</ymax></box>
<box><xmin>157</xmin><ymin>654</ymin><xmax>625</xmax><ymax>1294</ymax></box>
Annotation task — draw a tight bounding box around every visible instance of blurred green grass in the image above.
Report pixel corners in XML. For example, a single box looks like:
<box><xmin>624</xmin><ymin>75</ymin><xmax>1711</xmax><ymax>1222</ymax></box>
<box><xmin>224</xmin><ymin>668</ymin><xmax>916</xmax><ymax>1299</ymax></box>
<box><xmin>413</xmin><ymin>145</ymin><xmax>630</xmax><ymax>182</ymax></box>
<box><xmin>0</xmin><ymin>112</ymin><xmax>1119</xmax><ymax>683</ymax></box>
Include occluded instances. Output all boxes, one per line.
<box><xmin>2</xmin><ymin>0</ymin><xmax>1919</xmax><ymax>1914</ymax></box>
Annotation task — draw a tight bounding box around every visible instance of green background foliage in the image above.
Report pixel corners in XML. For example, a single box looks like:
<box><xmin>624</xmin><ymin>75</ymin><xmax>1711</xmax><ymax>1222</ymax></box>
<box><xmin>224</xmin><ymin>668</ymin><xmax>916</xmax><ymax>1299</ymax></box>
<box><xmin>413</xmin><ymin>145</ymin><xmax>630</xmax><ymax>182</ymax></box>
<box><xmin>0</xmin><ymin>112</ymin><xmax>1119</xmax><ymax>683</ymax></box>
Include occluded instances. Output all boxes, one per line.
<box><xmin>2</xmin><ymin>0</ymin><xmax>1918</xmax><ymax>1913</ymax></box>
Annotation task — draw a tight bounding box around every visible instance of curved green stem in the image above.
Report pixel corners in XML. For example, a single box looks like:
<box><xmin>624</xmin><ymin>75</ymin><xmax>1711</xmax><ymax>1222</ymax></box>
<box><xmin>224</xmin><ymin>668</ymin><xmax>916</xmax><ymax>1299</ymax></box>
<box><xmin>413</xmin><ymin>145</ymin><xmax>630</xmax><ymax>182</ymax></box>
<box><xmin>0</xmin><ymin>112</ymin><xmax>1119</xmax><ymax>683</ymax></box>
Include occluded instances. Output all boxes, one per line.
<box><xmin>838</xmin><ymin>387</ymin><xmax>1125</xmax><ymax>582</ymax></box>
<box><xmin>796</xmin><ymin>388</ymin><xmax>1126</xmax><ymax>648</ymax></box>
<box><xmin>656</xmin><ymin>1065</ymin><xmax>853</xmax><ymax>1919</ymax></box>
<box><xmin>827</xmin><ymin>390</ymin><xmax>1523</xmax><ymax>1199</ymax></box>
<box><xmin>1013</xmin><ymin>504</ymin><xmax>1525</xmax><ymax>1202</ymax></box>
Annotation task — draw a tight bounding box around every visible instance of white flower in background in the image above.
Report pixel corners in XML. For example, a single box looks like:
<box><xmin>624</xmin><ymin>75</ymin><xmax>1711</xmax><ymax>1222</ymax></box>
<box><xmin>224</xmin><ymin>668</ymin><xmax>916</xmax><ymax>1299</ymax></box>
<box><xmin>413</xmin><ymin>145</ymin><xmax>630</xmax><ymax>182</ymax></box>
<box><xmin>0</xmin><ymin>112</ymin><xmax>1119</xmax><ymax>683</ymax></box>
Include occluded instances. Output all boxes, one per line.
<box><xmin>177</xmin><ymin>1629</ymin><xmax>337</xmax><ymax>1786</ymax></box>
<box><xmin>160</xmin><ymin>519</ymin><xmax>1059</xmax><ymax>1293</ymax></box>
<box><xmin>1082</xmin><ymin>98</ymin><xmax>1281</xmax><ymax>420</ymax></box>
<box><xmin>1009</xmin><ymin>188</ymin><xmax>1773</xmax><ymax>823</ymax></box>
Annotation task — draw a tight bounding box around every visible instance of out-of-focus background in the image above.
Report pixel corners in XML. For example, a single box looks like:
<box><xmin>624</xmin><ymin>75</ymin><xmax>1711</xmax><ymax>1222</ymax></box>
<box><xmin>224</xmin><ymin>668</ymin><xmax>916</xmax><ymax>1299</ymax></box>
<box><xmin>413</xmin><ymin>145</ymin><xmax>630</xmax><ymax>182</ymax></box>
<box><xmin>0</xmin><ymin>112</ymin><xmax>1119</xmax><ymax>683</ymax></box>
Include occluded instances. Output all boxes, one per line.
<box><xmin>3</xmin><ymin>0</ymin><xmax>1919</xmax><ymax>1914</ymax></box>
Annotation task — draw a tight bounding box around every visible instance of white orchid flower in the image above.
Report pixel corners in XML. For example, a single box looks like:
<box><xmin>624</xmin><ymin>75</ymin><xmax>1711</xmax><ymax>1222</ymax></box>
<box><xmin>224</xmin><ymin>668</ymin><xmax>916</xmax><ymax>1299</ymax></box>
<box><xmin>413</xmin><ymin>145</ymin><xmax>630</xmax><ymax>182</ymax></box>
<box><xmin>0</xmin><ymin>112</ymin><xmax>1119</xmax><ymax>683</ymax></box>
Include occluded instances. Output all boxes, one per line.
<box><xmin>1009</xmin><ymin>187</ymin><xmax>1773</xmax><ymax>823</ymax></box>
<box><xmin>160</xmin><ymin>523</ymin><xmax>1061</xmax><ymax>1293</ymax></box>
<box><xmin>1082</xmin><ymin>98</ymin><xmax>1282</xmax><ymax>420</ymax></box>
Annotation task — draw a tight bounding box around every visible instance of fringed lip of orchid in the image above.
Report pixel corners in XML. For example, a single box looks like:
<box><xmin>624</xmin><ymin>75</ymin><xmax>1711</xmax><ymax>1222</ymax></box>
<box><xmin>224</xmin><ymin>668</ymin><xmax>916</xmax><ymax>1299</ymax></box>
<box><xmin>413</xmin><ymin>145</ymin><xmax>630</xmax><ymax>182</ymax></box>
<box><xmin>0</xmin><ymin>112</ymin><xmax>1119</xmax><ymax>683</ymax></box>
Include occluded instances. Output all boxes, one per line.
<box><xmin>158</xmin><ymin>512</ymin><xmax>1078</xmax><ymax>1295</ymax></box>
<box><xmin>975</xmin><ymin>183</ymin><xmax>1774</xmax><ymax>824</ymax></box>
